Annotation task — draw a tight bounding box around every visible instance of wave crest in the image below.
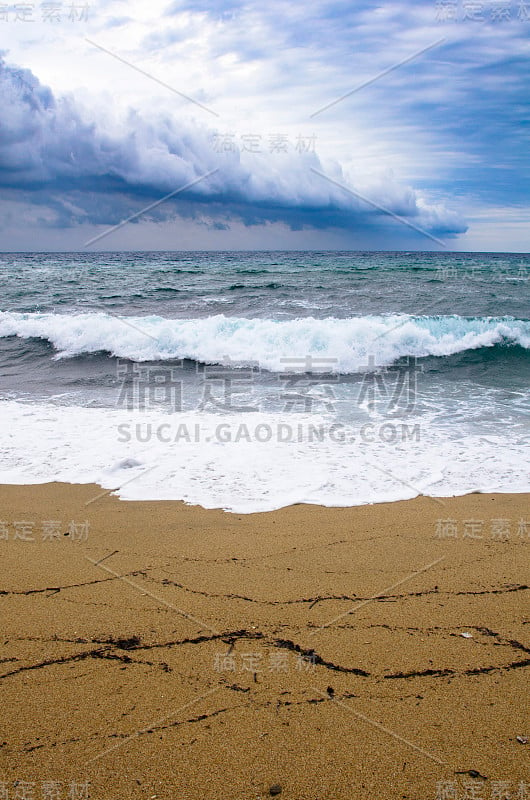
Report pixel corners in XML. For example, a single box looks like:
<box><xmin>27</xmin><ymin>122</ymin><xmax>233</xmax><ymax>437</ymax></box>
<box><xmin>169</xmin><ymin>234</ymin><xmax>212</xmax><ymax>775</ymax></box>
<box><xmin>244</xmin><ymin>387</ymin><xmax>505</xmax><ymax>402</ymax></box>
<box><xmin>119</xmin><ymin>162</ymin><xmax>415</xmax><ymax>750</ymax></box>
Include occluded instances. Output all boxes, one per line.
<box><xmin>0</xmin><ymin>311</ymin><xmax>528</xmax><ymax>372</ymax></box>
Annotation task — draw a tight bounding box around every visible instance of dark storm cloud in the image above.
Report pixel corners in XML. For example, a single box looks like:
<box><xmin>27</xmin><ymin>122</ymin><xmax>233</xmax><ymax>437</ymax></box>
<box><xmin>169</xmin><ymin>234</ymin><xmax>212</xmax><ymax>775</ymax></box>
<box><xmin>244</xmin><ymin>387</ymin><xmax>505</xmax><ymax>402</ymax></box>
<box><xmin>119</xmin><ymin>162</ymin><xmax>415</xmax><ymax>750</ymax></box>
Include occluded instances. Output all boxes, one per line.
<box><xmin>0</xmin><ymin>56</ymin><xmax>466</xmax><ymax>239</ymax></box>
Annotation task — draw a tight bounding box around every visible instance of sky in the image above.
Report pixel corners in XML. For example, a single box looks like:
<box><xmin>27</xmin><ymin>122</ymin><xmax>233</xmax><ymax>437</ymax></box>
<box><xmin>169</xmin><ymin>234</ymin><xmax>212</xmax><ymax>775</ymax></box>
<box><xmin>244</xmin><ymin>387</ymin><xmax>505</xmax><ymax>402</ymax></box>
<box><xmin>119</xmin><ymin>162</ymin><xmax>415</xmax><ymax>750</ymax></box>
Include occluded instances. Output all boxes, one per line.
<box><xmin>0</xmin><ymin>0</ymin><xmax>529</xmax><ymax>251</ymax></box>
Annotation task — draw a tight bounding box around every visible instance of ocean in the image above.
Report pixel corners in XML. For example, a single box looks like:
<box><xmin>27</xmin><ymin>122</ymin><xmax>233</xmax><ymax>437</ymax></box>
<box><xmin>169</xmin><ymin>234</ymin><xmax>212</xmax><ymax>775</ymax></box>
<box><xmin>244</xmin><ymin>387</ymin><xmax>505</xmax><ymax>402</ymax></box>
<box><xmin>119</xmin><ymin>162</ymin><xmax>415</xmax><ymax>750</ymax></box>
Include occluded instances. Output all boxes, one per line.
<box><xmin>0</xmin><ymin>250</ymin><xmax>528</xmax><ymax>512</ymax></box>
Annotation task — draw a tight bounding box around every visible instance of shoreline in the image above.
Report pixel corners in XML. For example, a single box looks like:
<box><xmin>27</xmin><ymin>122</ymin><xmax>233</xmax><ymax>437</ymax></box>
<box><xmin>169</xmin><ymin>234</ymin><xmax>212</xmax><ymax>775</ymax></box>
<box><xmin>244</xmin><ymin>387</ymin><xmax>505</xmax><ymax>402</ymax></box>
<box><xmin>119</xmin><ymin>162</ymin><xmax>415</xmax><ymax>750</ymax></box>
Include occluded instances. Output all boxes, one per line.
<box><xmin>1</xmin><ymin>479</ymin><xmax>530</xmax><ymax>513</ymax></box>
<box><xmin>0</xmin><ymin>484</ymin><xmax>528</xmax><ymax>800</ymax></box>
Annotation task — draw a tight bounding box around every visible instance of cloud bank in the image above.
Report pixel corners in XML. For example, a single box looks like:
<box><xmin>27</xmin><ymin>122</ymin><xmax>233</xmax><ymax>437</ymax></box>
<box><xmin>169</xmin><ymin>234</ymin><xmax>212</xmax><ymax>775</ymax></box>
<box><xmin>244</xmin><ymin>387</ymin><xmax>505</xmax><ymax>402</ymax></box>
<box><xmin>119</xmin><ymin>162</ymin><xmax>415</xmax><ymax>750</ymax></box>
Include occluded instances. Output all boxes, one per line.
<box><xmin>0</xmin><ymin>55</ymin><xmax>466</xmax><ymax>242</ymax></box>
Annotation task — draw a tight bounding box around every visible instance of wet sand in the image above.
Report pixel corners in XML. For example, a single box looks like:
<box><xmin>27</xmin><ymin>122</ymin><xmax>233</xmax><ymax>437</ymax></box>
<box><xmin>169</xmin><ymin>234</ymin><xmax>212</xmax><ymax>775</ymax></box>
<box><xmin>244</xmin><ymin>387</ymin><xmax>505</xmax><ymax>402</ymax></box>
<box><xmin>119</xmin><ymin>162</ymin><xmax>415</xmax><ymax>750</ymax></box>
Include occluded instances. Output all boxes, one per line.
<box><xmin>0</xmin><ymin>483</ymin><xmax>528</xmax><ymax>800</ymax></box>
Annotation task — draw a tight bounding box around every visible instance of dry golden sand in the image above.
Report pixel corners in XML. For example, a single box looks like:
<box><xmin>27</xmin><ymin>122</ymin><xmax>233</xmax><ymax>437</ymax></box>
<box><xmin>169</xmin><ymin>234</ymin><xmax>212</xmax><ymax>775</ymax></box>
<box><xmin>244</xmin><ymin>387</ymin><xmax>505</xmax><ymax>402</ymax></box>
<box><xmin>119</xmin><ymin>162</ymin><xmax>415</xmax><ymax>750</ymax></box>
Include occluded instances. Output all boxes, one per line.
<box><xmin>0</xmin><ymin>484</ymin><xmax>528</xmax><ymax>800</ymax></box>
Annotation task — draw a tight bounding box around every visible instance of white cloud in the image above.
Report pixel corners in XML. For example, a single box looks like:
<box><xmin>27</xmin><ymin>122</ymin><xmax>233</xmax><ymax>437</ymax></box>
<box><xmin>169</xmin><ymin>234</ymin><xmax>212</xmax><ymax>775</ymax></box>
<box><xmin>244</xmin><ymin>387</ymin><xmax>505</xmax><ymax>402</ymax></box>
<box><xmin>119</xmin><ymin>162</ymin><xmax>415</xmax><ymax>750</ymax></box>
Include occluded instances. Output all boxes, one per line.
<box><xmin>1</xmin><ymin>0</ymin><xmax>529</xmax><ymax>248</ymax></box>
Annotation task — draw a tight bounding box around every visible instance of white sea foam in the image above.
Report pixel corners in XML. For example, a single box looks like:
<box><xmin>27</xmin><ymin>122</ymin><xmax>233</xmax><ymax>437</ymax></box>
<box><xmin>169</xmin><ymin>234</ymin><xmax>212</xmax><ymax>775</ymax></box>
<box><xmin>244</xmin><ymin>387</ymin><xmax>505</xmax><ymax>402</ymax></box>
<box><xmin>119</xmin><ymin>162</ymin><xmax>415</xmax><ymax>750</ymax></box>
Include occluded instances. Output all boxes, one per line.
<box><xmin>0</xmin><ymin>311</ymin><xmax>528</xmax><ymax>372</ymax></box>
<box><xmin>0</xmin><ymin>400</ymin><xmax>527</xmax><ymax>512</ymax></box>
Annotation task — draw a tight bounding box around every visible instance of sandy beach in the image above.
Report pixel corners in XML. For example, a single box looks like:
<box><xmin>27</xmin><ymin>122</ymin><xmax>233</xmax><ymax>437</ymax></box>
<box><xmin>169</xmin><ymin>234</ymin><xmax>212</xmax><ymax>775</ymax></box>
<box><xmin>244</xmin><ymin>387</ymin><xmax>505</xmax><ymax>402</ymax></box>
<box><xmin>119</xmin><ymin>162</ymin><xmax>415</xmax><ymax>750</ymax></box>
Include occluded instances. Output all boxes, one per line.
<box><xmin>0</xmin><ymin>484</ymin><xmax>528</xmax><ymax>800</ymax></box>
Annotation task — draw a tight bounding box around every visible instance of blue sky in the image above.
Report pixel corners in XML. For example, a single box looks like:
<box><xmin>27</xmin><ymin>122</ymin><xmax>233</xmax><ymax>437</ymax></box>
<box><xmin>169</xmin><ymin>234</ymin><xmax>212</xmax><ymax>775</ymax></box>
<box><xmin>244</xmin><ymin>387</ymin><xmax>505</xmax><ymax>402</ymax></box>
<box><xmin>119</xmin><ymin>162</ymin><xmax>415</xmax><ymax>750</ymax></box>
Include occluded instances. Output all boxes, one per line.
<box><xmin>0</xmin><ymin>0</ymin><xmax>529</xmax><ymax>250</ymax></box>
